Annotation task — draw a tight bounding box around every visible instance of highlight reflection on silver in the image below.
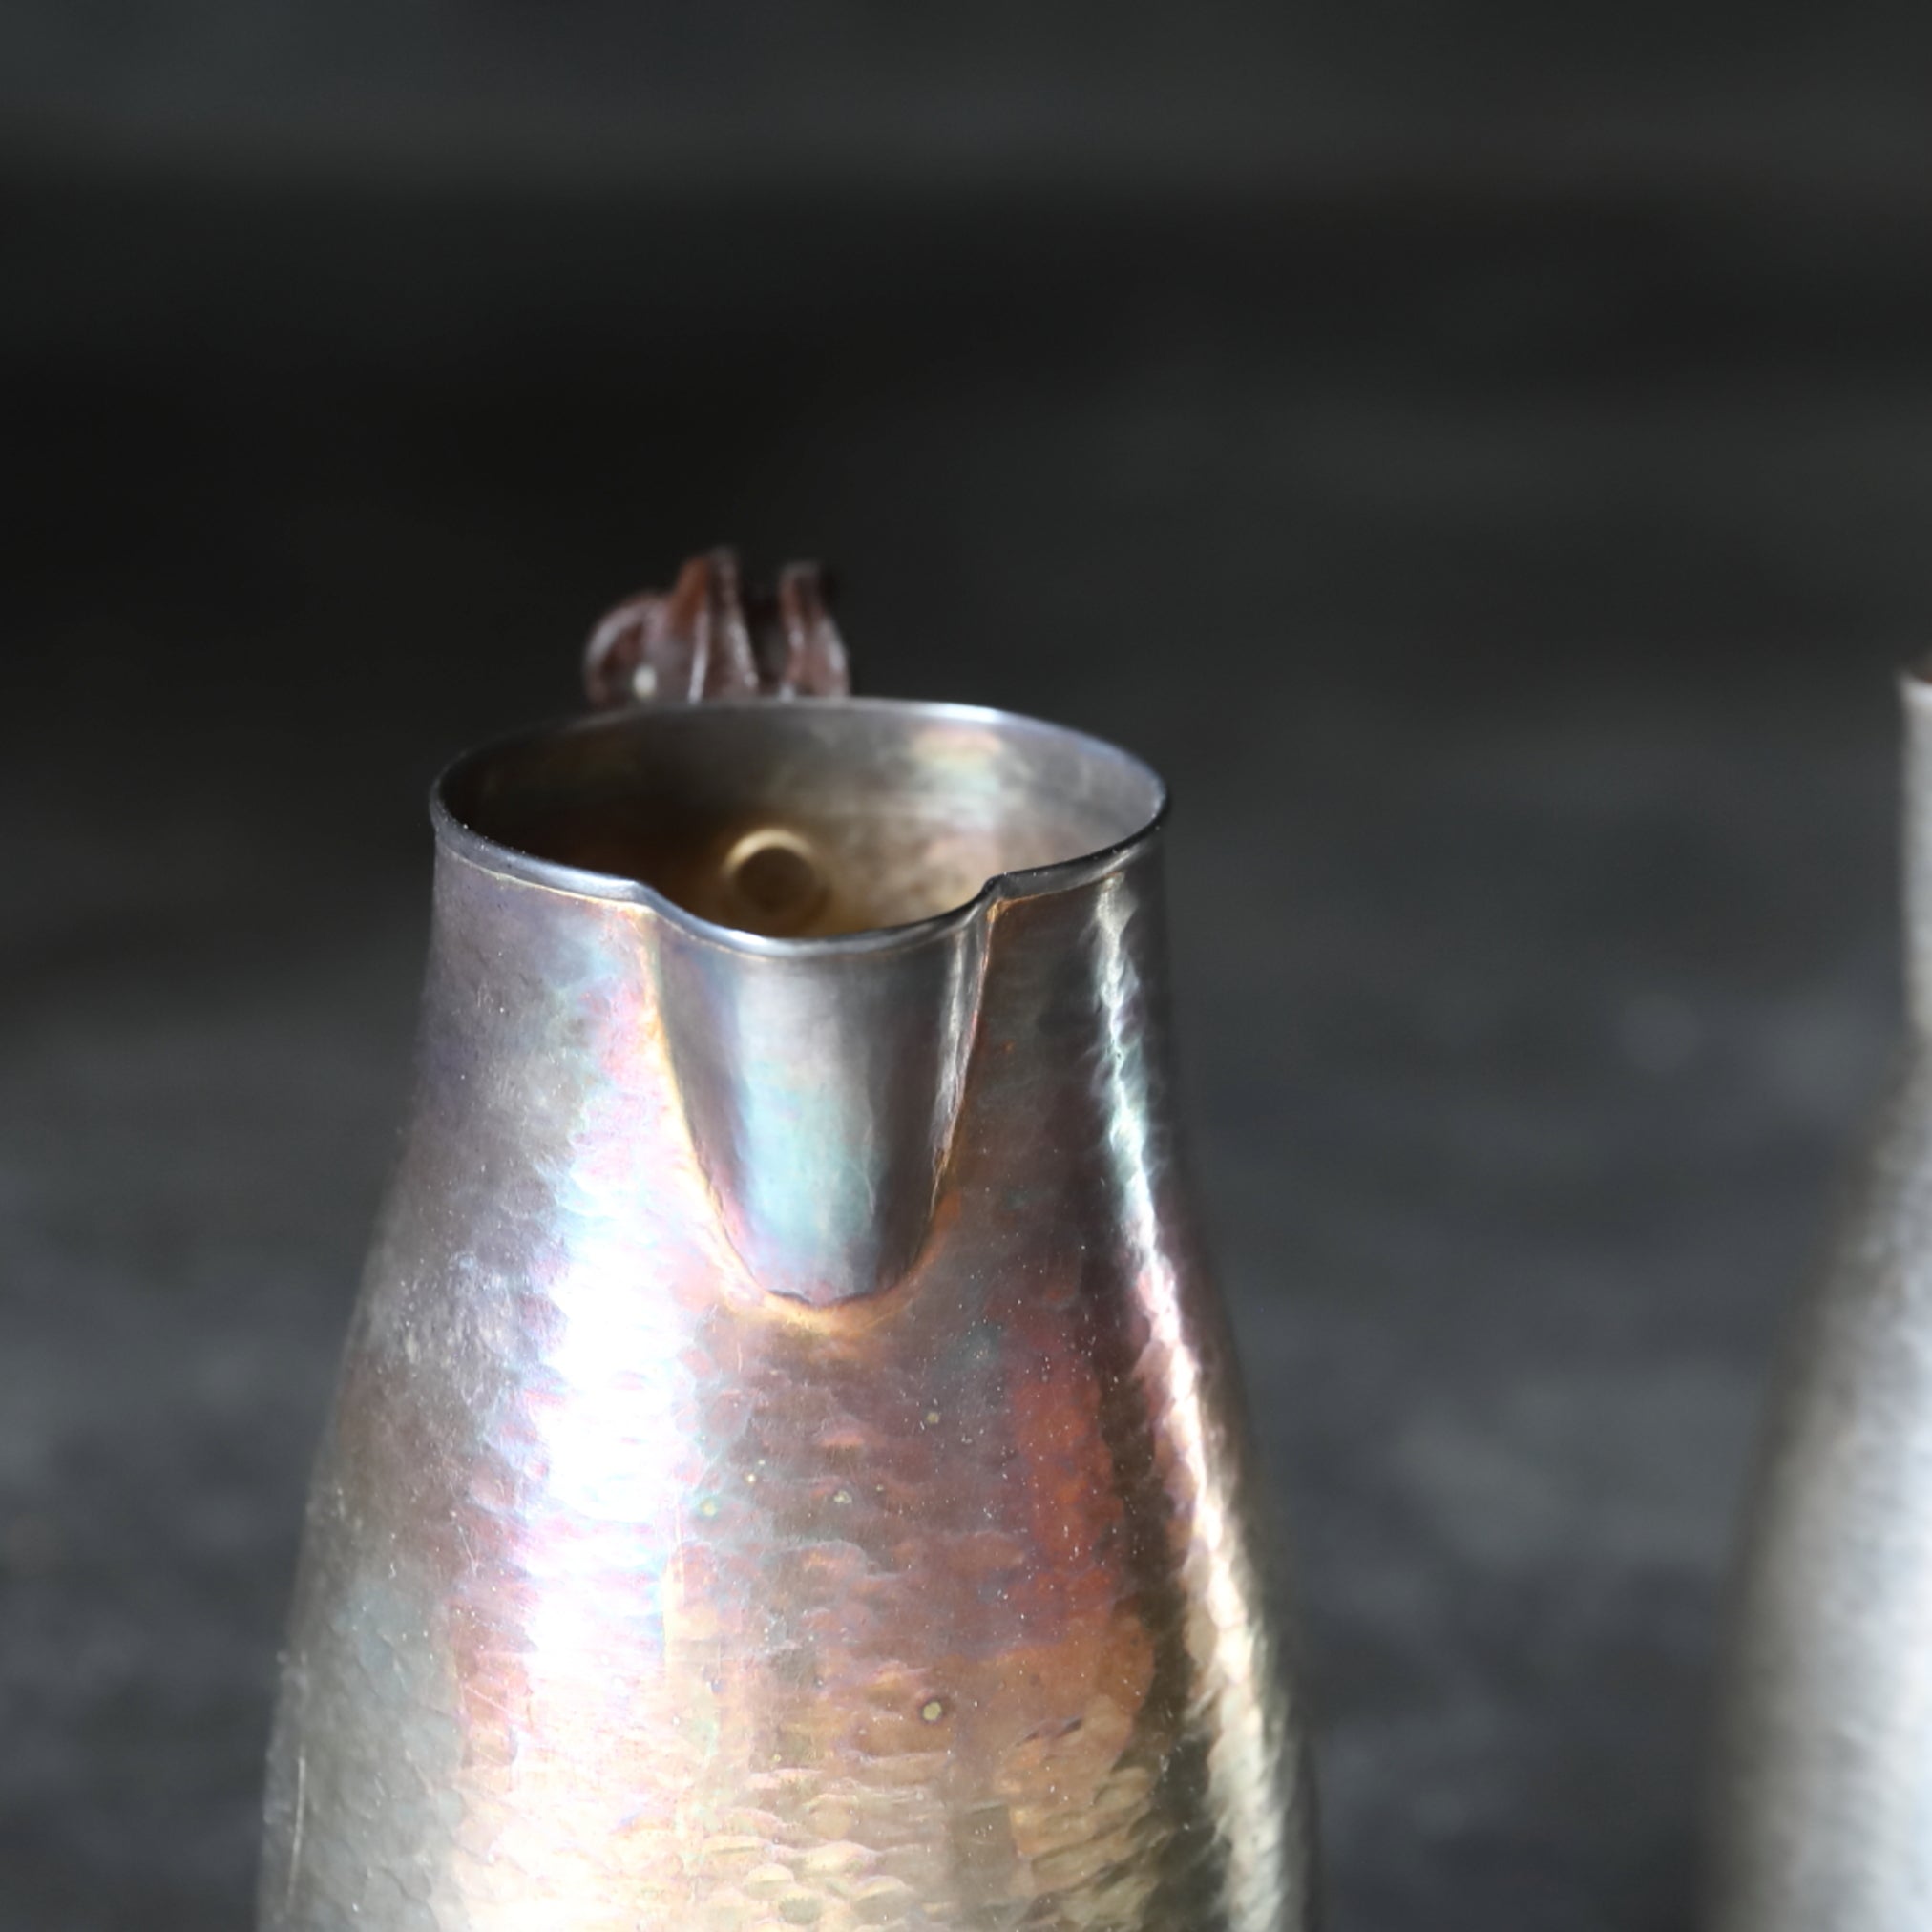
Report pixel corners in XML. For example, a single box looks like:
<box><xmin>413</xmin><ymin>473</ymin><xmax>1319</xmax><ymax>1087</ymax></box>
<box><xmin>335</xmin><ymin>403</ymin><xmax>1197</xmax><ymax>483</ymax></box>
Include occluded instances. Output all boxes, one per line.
<box><xmin>261</xmin><ymin>697</ymin><xmax>1313</xmax><ymax>1930</ymax></box>
<box><xmin>1710</xmin><ymin>667</ymin><xmax>1932</xmax><ymax>1930</ymax></box>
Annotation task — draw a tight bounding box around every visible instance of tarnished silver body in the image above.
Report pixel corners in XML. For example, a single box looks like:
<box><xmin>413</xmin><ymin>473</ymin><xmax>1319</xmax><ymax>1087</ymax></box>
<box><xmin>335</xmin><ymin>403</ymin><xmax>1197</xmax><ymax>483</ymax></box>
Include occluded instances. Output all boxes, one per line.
<box><xmin>261</xmin><ymin>697</ymin><xmax>1312</xmax><ymax>1930</ymax></box>
<box><xmin>1708</xmin><ymin>669</ymin><xmax>1932</xmax><ymax>1927</ymax></box>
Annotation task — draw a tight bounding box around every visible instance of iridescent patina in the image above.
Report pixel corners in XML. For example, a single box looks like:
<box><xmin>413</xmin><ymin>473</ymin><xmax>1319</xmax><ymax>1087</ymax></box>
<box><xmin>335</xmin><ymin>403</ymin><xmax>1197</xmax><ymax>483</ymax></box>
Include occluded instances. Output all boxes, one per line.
<box><xmin>260</xmin><ymin>590</ymin><xmax>1312</xmax><ymax>1929</ymax></box>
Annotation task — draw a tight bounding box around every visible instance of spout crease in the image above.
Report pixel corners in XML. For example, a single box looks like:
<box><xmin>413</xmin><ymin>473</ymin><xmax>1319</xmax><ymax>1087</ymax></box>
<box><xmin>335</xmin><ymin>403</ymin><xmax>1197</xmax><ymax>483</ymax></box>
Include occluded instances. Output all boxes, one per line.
<box><xmin>654</xmin><ymin>911</ymin><xmax>991</xmax><ymax>1307</ymax></box>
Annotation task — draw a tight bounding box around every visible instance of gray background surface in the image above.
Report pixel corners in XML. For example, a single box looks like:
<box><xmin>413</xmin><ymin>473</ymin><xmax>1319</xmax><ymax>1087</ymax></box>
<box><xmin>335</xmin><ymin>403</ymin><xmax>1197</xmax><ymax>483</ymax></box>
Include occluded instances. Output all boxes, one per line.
<box><xmin>6</xmin><ymin>0</ymin><xmax>1932</xmax><ymax>196</ymax></box>
<box><xmin>6</xmin><ymin>12</ymin><xmax>1932</xmax><ymax>1928</ymax></box>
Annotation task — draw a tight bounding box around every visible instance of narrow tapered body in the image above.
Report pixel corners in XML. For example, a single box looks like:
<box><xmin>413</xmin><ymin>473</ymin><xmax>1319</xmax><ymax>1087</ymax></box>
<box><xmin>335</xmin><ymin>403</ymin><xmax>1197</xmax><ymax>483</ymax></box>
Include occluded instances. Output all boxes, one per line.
<box><xmin>1708</xmin><ymin>669</ymin><xmax>1932</xmax><ymax>1927</ymax></box>
<box><xmin>261</xmin><ymin>698</ymin><xmax>1312</xmax><ymax>1930</ymax></box>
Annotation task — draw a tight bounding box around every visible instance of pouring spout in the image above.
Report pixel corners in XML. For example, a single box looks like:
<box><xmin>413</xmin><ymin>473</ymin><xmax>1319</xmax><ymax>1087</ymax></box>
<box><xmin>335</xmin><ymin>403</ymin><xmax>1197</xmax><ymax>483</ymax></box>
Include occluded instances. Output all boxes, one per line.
<box><xmin>655</xmin><ymin>907</ymin><xmax>990</xmax><ymax>1308</ymax></box>
<box><xmin>430</xmin><ymin>693</ymin><xmax>1166</xmax><ymax>1309</ymax></box>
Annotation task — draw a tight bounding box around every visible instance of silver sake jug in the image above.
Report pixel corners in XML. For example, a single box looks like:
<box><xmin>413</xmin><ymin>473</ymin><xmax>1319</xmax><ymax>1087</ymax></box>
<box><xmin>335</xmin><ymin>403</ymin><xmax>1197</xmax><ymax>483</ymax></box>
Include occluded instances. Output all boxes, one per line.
<box><xmin>258</xmin><ymin>553</ymin><xmax>1315</xmax><ymax>1931</ymax></box>
<box><xmin>1708</xmin><ymin>662</ymin><xmax>1932</xmax><ymax>1926</ymax></box>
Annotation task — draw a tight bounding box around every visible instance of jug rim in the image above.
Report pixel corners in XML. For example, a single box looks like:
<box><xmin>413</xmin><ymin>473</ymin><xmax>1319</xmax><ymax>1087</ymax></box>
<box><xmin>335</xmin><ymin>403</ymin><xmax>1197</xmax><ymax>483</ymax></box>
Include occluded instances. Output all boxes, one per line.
<box><xmin>430</xmin><ymin>695</ymin><xmax>1169</xmax><ymax>957</ymax></box>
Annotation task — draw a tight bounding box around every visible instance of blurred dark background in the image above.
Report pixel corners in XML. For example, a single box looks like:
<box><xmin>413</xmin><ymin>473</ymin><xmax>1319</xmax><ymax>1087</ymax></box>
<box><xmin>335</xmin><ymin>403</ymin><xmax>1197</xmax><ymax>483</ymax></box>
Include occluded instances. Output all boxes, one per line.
<box><xmin>5</xmin><ymin>6</ymin><xmax>1930</xmax><ymax>1927</ymax></box>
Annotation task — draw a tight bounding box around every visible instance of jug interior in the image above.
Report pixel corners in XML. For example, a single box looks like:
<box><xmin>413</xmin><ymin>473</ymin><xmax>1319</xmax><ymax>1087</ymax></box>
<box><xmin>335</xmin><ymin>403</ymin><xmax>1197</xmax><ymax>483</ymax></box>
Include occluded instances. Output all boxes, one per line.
<box><xmin>438</xmin><ymin>700</ymin><xmax>1163</xmax><ymax>938</ymax></box>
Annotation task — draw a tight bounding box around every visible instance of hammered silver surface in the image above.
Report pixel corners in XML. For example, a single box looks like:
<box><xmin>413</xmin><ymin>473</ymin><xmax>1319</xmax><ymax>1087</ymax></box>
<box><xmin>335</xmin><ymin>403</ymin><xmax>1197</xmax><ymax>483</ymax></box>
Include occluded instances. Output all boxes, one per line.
<box><xmin>260</xmin><ymin>700</ymin><xmax>1311</xmax><ymax>1931</ymax></box>
<box><xmin>1708</xmin><ymin>671</ymin><xmax>1932</xmax><ymax>1928</ymax></box>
